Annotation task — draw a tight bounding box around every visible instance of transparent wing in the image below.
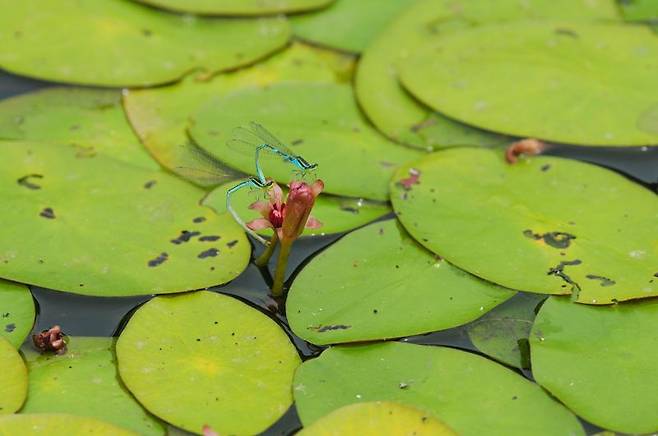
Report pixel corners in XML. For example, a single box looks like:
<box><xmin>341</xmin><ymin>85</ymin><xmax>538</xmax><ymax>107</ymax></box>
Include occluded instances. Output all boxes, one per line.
<box><xmin>225</xmin><ymin>122</ymin><xmax>295</xmax><ymax>160</ymax></box>
<box><xmin>174</xmin><ymin>141</ymin><xmax>243</xmax><ymax>186</ymax></box>
<box><xmin>248</xmin><ymin>122</ymin><xmax>296</xmax><ymax>156</ymax></box>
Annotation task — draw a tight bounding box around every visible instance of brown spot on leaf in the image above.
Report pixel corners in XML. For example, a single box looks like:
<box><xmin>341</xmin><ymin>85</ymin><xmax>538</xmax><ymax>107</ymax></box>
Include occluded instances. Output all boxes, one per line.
<box><xmin>148</xmin><ymin>252</ymin><xmax>168</xmax><ymax>267</ymax></box>
<box><xmin>17</xmin><ymin>174</ymin><xmax>43</xmax><ymax>190</ymax></box>
<box><xmin>198</xmin><ymin>248</ymin><xmax>219</xmax><ymax>259</ymax></box>
<box><xmin>40</xmin><ymin>207</ymin><xmax>55</xmax><ymax>219</ymax></box>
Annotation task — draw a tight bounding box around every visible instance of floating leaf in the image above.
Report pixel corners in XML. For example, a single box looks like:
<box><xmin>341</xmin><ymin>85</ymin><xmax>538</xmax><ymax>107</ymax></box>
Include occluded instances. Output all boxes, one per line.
<box><xmin>619</xmin><ymin>0</ymin><xmax>658</xmax><ymax>21</ymax></box>
<box><xmin>297</xmin><ymin>401</ymin><xmax>456</xmax><ymax>436</ymax></box>
<box><xmin>123</xmin><ymin>43</ymin><xmax>351</xmax><ymax>187</ymax></box>
<box><xmin>291</xmin><ymin>0</ymin><xmax>411</xmax><ymax>53</ymax></box>
<box><xmin>0</xmin><ymin>0</ymin><xmax>289</xmax><ymax>86</ymax></box>
<box><xmin>287</xmin><ymin>220</ymin><xmax>514</xmax><ymax>345</ymax></box>
<box><xmin>467</xmin><ymin>293</ymin><xmax>546</xmax><ymax>369</ymax></box>
<box><xmin>0</xmin><ymin>141</ymin><xmax>249</xmax><ymax>297</ymax></box>
<box><xmin>0</xmin><ymin>279</ymin><xmax>34</xmax><ymax>348</ymax></box>
<box><xmin>390</xmin><ymin>148</ymin><xmax>658</xmax><ymax>304</ymax></box>
<box><xmin>203</xmin><ymin>181</ymin><xmax>390</xmax><ymax>237</ymax></box>
<box><xmin>132</xmin><ymin>0</ymin><xmax>333</xmax><ymax>15</ymax></box>
<box><xmin>21</xmin><ymin>337</ymin><xmax>165</xmax><ymax>435</ymax></box>
<box><xmin>530</xmin><ymin>296</ymin><xmax>658</xmax><ymax>434</ymax></box>
<box><xmin>189</xmin><ymin>82</ymin><xmax>421</xmax><ymax>200</ymax></box>
<box><xmin>356</xmin><ymin>0</ymin><xmax>618</xmax><ymax>150</ymax></box>
<box><xmin>0</xmin><ymin>87</ymin><xmax>157</xmax><ymax>170</ymax></box>
<box><xmin>116</xmin><ymin>291</ymin><xmax>300</xmax><ymax>435</ymax></box>
<box><xmin>0</xmin><ymin>413</ymin><xmax>137</xmax><ymax>435</ymax></box>
<box><xmin>0</xmin><ymin>336</ymin><xmax>27</xmax><ymax>414</ymax></box>
<box><xmin>294</xmin><ymin>342</ymin><xmax>584</xmax><ymax>435</ymax></box>
<box><xmin>399</xmin><ymin>22</ymin><xmax>658</xmax><ymax>146</ymax></box>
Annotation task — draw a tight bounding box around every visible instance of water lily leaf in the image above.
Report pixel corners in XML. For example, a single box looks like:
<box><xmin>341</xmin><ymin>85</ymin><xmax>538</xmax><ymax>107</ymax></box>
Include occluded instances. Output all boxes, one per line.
<box><xmin>297</xmin><ymin>401</ymin><xmax>456</xmax><ymax>436</ymax></box>
<box><xmin>116</xmin><ymin>291</ymin><xmax>301</xmax><ymax>435</ymax></box>
<box><xmin>0</xmin><ymin>336</ymin><xmax>27</xmax><ymax>414</ymax></box>
<box><xmin>132</xmin><ymin>0</ymin><xmax>333</xmax><ymax>15</ymax></box>
<box><xmin>0</xmin><ymin>413</ymin><xmax>137</xmax><ymax>435</ymax></box>
<box><xmin>21</xmin><ymin>337</ymin><xmax>165</xmax><ymax>435</ymax></box>
<box><xmin>0</xmin><ymin>279</ymin><xmax>34</xmax><ymax>348</ymax></box>
<box><xmin>0</xmin><ymin>0</ymin><xmax>289</xmax><ymax>87</ymax></box>
<box><xmin>399</xmin><ymin>22</ymin><xmax>658</xmax><ymax>146</ymax></box>
<box><xmin>619</xmin><ymin>0</ymin><xmax>658</xmax><ymax>21</ymax></box>
<box><xmin>0</xmin><ymin>141</ymin><xmax>249</xmax><ymax>297</ymax></box>
<box><xmin>291</xmin><ymin>0</ymin><xmax>411</xmax><ymax>53</ymax></box>
<box><xmin>123</xmin><ymin>43</ymin><xmax>352</xmax><ymax>187</ymax></box>
<box><xmin>530</xmin><ymin>296</ymin><xmax>658</xmax><ymax>434</ymax></box>
<box><xmin>390</xmin><ymin>148</ymin><xmax>658</xmax><ymax>304</ymax></box>
<box><xmin>202</xmin><ymin>181</ymin><xmax>390</xmax><ymax>237</ymax></box>
<box><xmin>293</xmin><ymin>342</ymin><xmax>584</xmax><ymax>435</ymax></box>
<box><xmin>0</xmin><ymin>87</ymin><xmax>157</xmax><ymax>170</ymax></box>
<box><xmin>287</xmin><ymin>220</ymin><xmax>515</xmax><ymax>345</ymax></box>
<box><xmin>467</xmin><ymin>293</ymin><xmax>546</xmax><ymax>369</ymax></box>
<box><xmin>189</xmin><ymin>82</ymin><xmax>421</xmax><ymax>200</ymax></box>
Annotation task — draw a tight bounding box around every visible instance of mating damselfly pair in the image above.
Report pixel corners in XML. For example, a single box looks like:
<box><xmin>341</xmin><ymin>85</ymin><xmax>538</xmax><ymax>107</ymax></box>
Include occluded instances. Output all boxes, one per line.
<box><xmin>178</xmin><ymin>122</ymin><xmax>317</xmax><ymax>245</ymax></box>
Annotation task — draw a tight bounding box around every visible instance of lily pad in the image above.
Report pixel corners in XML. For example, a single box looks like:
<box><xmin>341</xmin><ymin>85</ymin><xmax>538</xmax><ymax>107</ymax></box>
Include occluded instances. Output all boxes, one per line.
<box><xmin>0</xmin><ymin>413</ymin><xmax>137</xmax><ymax>435</ymax></box>
<box><xmin>0</xmin><ymin>336</ymin><xmax>27</xmax><ymax>415</ymax></box>
<box><xmin>390</xmin><ymin>148</ymin><xmax>658</xmax><ymax>304</ymax></box>
<box><xmin>123</xmin><ymin>43</ymin><xmax>351</xmax><ymax>187</ymax></box>
<box><xmin>0</xmin><ymin>141</ymin><xmax>249</xmax><ymax>297</ymax></box>
<box><xmin>287</xmin><ymin>220</ymin><xmax>515</xmax><ymax>345</ymax></box>
<box><xmin>0</xmin><ymin>0</ymin><xmax>289</xmax><ymax>87</ymax></box>
<box><xmin>0</xmin><ymin>279</ymin><xmax>34</xmax><ymax>348</ymax></box>
<box><xmin>619</xmin><ymin>0</ymin><xmax>658</xmax><ymax>21</ymax></box>
<box><xmin>202</xmin><ymin>181</ymin><xmax>390</xmax><ymax>237</ymax></box>
<box><xmin>0</xmin><ymin>87</ymin><xmax>157</xmax><ymax>170</ymax></box>
<box><xmin>133</xmin><ymin>0</ymin><xmax>334</xmax><ymax>15</ymax></box>
<box><xmin>399</xmin><ymin>22</ymin><xmax>658</xmax><ymax>146</ymax></box>
<box><xmin>467</xmin><ymin>293</ymin><xmax>545</xmax><ymax>369</ymax></box>
<box><xmin>189</xmin><ymin>82</ymin><xmax>421</xmax><ymax>200</ymax></box>
<box><xmin>293</xmin><ymin>342</ymin><xmax>584</xmax><ymax>435</ymax></box>
<box><xmin>530</xmin><ymin>296</ymin><xmax>658</xmax><ymax>434</ymax></box>
<box><xmin>291</xmin><ymin>0</ymin><xmax>411</xmax><ymax>53</ymax></box>
<box><xmin>297</xmin><ymin>401</ymin><xmax>456</xmax><ymax>436</ymax></box>
<box><xmin>21</xmin><ymin>337</ymin><xmax>165</xmax><ymax>435</ymax></box>
<box><xmin>116</xmin><ymin>291</ymin><xmax>301</xmax><ymax>435</ymax></box>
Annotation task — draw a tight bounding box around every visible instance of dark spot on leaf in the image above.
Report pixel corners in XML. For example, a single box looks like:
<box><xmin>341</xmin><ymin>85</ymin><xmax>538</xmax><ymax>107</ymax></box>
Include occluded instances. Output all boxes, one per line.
<box><xmin>193</xmin><ymin>216</ymin><xmax>206</xmax><ymax>223</ymax></box>
<box><xmin>399</xmin><ymin>382</ymin><xmax>409</xmax><ymax>389</ymax></box>
<box><xmin>40</xmin><ymin>207</ymin><xmax>55</xmax><ymax>219</ymax></box>
<box><xmin>141</xmin><ymin>28</ymin><xmax>152</xmax><ymax>37</ymax></box>
<box><xmin>144</xmin><ymin>180</ymin><xmax>157</xmax><ymax>189</ymax></box>
<box><xmin>198</xmin><ymin>248</ymin><xmax>219</xmax><ymax>259</ymax></box>
<box><xmin>555</xmin><ymin>27</ymin><xmax>579</xmax><ymax>38</ymax></box>
<box><xmin>512</xmin><ymin>396</ymin><xmax>518</xmax><ymax>400</ymax></box>
<box><xmin>291</xmin><ymin>139</ymin><xmax>304</xmax><ymax>146</ymax></box>
<box><xmin>2</xmin><ymin>313</ymin><xmax>8</xmax><ymax>318</ymax></box>
<box><xmin>523</xmin><ymin>230</ymin><xmax>576</xmax><ymax>249</ymax></box>
<box><xmin>69</xmin><ymin>124</ymin><xmax>80</xmax><ymax>131</ymax></box>
<box><xmin>585</xmin><ymin>275</ymin><xmax>616</xmax><ymax>287</ymax></box>
<box><xmin>147</xmin><ymin>252</ymin><xmax>168</xmax><ymax>267</ymax></box>
<box><xmin>17</xmin><ymin>174</ymin><xmax>43</xmax><ymax>190</ymax></box>
<box><xmin>73</xmin><ymin>145</ymin><xmax>96</xmax><ymax>158</ymax></box>
<box><xmin>373</xmin><ymin>309</ymin><xmax>378</xmax><ymax>314</ymax></box>
<box><xmin>5</xmin><ymin>323</ymin><xmax>15</xmax><ymax>333</ymax></box>
<box><xmin>541</xmin><ymin>164</ymin><xmax>551</xmax><ymax>172</ymax></box>
<box><xmin>378</xmin><ymin>228</ymin><xmax>384</xmax><ymax>235</ymax></box>
<box><xmin>226</xmin><ymin>240</ymin><xmax>238</xmax><ymax>248</ymax></box>
<box><xmin>309</xmin><ymin>324</ymin><xmax>352</xmax><ymax>333</ymax></box>
<box><xmin>199</xmin><ymin>235</ymin><xmax>220</xmax><ymax>242</ymax></box>
<box><xmin>548</xmin><ymin>259</ymin><xmax>582</xmax><ymax>296</ymax></box>
<box><xmin>171</xmin><ymin>230</ymin><xmax>201</xmax><ymax>245</ymax></box>
<box><xmin>339</xmin><ymin>206</ymin><xmax>359</xmax><ymax>214</ymax></box>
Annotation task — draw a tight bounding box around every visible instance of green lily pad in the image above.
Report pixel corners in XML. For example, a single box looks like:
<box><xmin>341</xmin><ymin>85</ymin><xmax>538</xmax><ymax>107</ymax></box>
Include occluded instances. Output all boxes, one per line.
<box><xmin>189</xmin><ymin>82</ymin><xmax>421</xmax><ymax>201</ymax></box>
<box><xmin>21</xmin><ymin>337</ymin><xmax>165</xmax><ymax>435</ymax></box>
<box><xmin>297</xmin><ymin>401</ymin><xmax>456</xmax><ymax>436</ymax></box>
<box><xmin>202</xmin><ymin>181</ymin><xmax>390</xmax><ymax>237</ymax></box>
<box><xmin>294</xmin><ymin>342</ymin><xmax>584</xmax><ymax>435</ymax></box>
<box><xmin>0</xmin><ymin>413</ymin><xmax>137</xmax><ymax>435</ymax></box>
<box><xmin>0</xmin><ymin>0</ymin><xmax>289</xmax><ymax>87</ymax></box>
<box><xmin>133</xmin><ymin>0</ymin><xmax>334</xmax><ymax>15</ymax></box>
<box><xmin>123</xmin><ymin>43</ymin><xmax>351</xmax><ymax>187</ymax></box>
<box><xmin>390</xmin><ymin>148</ymin><xmax>658</xmax><ymax>304</ymax></box>
<box><xmin>0</xmin><ymin>279</ymin><xmax>34</xmax><ymax>348</ymax></box>
<box><xmin>531</xmin><ymin>296</ymin><xmax>658</xmax><ymax>434</ymax></box>
<box><xmin>619</xmin><ymin>0</ymin><xmax>658</xmax><ymax>21</ymax></box>
<box><xmin>287</xmin><ymin>220</ymin><xmax>515</xmax><ymax>345</ymax></box>
<box><xmin>291</xmin><ymin>0</ymin><xmax>411</xmax><ymax>53</ymax></box>
<box><xmin>0</xmin><ymin>87</ymin><xmax>157</xmax><ymax>170</ymax></box>
<box><xmin>0</xmin><ymin>336</ymin><xmax>27</xmax><ymax>415</ymax></box>
<box><xmin>399</xmin><ymin>22</ymin><xmax>658</xmax><ymax>146</ymax></box>
<box><xmin>356</xmin><ymin>0</ymin><xmax>618</xmax><ymax>150</ymax></box>
<box><xmin>116</xmin><ymin>291</ymin><xmax>301</xmax><ymax>435</ymax></box>
<box><xmin>0</xmin><ymin>141</ymin><xmax>249</xmax><ymax>297</ymax></box>
<box><xmin>467</xmin><ymin>293</ymin><xmax>545</xmax><ymax>369</ymax></box>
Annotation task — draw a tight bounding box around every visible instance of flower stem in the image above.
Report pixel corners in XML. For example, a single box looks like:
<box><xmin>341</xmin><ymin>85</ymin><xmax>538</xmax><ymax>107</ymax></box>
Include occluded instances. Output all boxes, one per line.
<box><xmin>255</xmin><ymin>233</ymin><xmax>279</xmax><ymax>267</ymax></box>
<box><xmin>271</xmin><ymin>240</ymin><xmax>292</xmax><ymax>297</ymax></box>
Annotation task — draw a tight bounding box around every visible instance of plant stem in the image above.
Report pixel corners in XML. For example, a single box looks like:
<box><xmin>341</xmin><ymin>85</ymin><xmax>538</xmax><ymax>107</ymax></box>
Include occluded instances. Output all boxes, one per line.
<box><xmin>255</xmin><ymin>232</ymin><xmax>279</xmax><ymax>267</ymax></box>
<box><xmin>271</xmin><ymin>240</ymin><xmax>292</xmax><ymax>297</ymax></box>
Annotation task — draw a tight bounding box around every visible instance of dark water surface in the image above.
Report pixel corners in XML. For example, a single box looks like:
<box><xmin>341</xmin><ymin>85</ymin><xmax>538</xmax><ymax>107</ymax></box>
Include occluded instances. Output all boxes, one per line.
<box><xmin>2</xmin><ymin>71</ymin><xmax>656</xmax><ymax>435</ymax></box>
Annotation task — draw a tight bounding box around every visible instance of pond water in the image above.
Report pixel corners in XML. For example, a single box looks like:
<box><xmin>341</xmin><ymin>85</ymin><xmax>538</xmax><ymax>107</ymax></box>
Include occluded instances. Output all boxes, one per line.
<box><xmin>2</xmin><ymin>70</ymin><xmax>657</xmax><ymax>435</ymax></box>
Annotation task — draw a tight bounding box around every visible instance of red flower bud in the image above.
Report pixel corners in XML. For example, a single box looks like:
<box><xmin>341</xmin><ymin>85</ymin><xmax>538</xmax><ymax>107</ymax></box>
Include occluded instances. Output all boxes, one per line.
<box><xmin>281</xmin><ymin>180</ymin><xmax>324</xmax><ymax>243</ymax></box>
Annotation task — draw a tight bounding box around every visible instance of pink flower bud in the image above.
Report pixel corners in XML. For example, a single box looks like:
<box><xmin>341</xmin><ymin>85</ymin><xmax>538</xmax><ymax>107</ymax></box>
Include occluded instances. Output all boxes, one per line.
<box><xmin>281</xmin><ymin>180</ymin><xmax>324</xmax><ymax>243</ymax></box>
